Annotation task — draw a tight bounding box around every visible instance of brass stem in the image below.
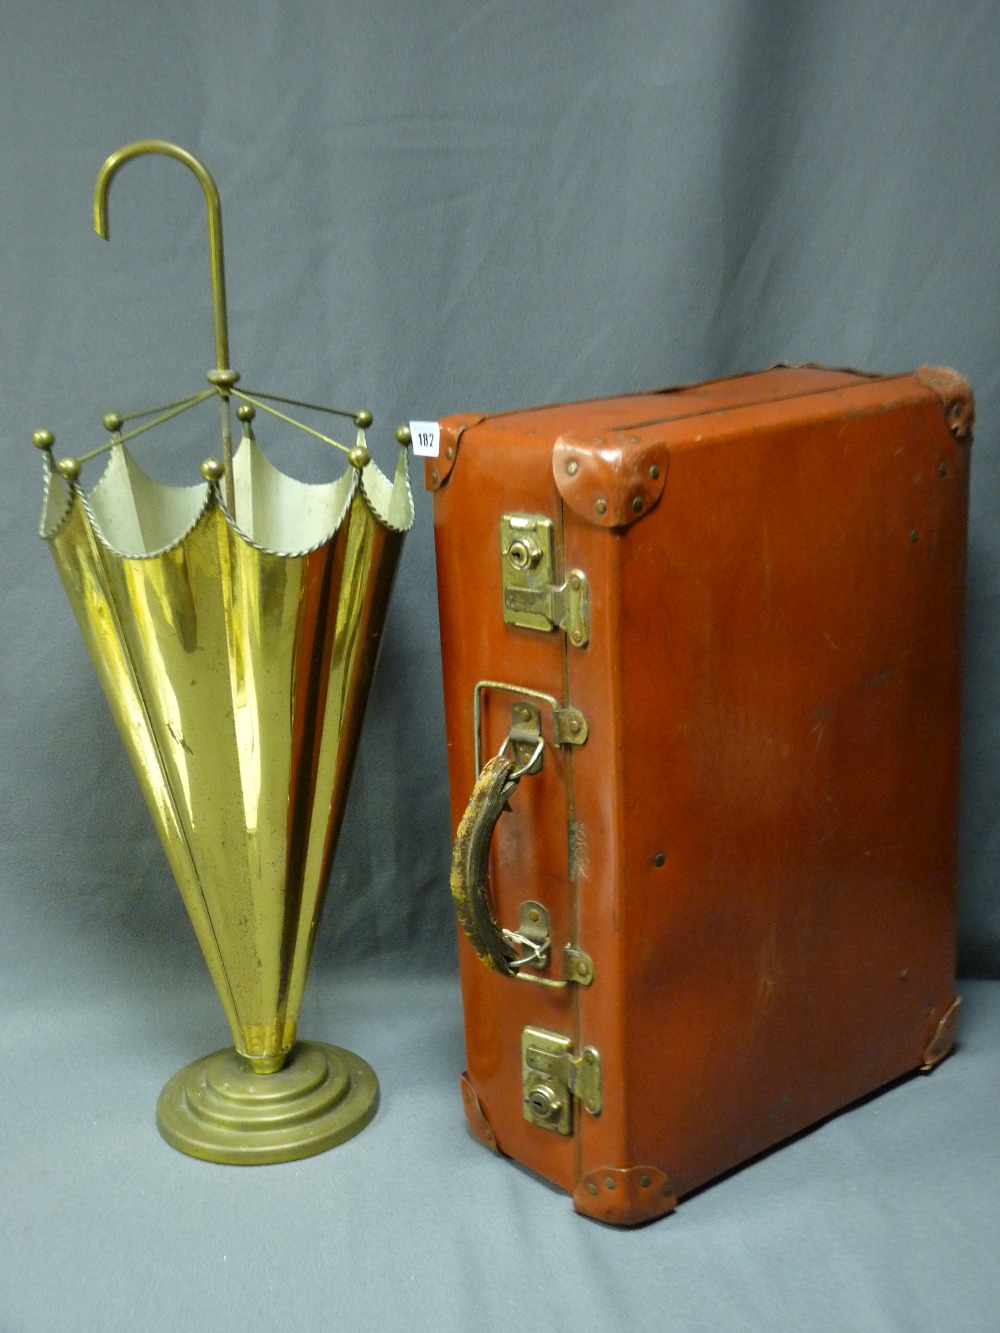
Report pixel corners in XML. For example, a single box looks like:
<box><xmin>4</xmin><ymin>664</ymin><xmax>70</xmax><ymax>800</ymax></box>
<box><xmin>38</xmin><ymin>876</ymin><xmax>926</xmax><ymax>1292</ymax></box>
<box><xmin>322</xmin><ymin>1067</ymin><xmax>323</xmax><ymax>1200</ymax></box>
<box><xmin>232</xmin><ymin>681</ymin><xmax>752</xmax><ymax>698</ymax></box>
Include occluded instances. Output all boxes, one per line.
<box><xmin>218</xmin><ymin>393</ymin><xmax>235</xmax><ymax>508</ymax></box>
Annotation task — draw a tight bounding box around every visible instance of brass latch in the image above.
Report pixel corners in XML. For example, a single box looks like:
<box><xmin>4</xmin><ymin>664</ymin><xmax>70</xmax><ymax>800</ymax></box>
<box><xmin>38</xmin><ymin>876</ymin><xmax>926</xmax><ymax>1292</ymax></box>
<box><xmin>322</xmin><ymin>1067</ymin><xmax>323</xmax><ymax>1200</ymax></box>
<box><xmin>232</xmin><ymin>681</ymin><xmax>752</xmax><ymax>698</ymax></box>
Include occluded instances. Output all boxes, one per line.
<box><xmin>522</xmin><ymin>1026</ymin><xmax>603</xmax><ymax>1135</ymax></box>
<box><xmin>500</xmin><ymin>514</ymin><xmax>590</xmax><ymax>647</ymax></box>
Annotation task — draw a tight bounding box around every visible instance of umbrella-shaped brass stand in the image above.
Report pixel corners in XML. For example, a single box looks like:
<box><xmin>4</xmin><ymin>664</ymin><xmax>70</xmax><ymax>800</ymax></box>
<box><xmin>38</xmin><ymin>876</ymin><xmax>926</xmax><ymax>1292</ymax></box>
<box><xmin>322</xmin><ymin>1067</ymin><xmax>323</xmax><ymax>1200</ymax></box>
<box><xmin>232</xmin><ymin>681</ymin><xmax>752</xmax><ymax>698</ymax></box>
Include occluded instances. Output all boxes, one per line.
<box><xmin>34</xmin><ymin>141</ymin><xmax>413</xmax><ymax>1164</ymax></box>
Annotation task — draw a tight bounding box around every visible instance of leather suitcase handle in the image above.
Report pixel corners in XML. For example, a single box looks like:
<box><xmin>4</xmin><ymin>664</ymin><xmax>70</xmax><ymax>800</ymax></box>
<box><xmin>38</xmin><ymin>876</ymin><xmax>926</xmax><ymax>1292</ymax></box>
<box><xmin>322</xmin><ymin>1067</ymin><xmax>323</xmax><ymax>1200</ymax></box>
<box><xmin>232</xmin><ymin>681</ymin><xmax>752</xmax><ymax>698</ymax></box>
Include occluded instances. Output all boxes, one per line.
<box><xmin>450</xmin><ymin>753</ymin><xmax>524</xmax><ymax>976</ymax></box>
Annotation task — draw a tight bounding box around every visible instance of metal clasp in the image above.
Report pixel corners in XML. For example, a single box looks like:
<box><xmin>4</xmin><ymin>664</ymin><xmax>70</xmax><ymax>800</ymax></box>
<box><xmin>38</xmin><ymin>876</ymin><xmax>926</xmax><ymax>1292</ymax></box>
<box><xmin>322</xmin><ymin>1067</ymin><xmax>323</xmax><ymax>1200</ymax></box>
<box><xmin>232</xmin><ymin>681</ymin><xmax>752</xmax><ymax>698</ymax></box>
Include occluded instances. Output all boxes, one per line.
<box><xmin>500</xmin><ymin>513</ymin><xmax>590</xmax><ymax>647</ymax></box>
<box><xmin>522</xmin><ymin>1026</ymin><xmax>603</xmax><ymax>1135</ymax></box>
<box><xmin>502</xmin><ymin>901</ymin><xmax>552</xmax><ymax>972</ymax></box>
<box><xmin>473</xmin><ymin>680</ymin><xmax>588</xmax><ymax>776</ymax></box>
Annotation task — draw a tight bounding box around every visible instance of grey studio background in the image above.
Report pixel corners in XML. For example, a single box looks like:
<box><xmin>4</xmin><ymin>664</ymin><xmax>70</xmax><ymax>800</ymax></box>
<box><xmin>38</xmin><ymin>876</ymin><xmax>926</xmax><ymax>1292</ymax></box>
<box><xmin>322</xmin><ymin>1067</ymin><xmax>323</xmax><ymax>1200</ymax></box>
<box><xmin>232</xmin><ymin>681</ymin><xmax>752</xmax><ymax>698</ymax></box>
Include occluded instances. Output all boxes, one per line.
<box><xmin>2</xmin><ymin>2</ymin><xmax>998</xmax><ymax>1331</ymax></box>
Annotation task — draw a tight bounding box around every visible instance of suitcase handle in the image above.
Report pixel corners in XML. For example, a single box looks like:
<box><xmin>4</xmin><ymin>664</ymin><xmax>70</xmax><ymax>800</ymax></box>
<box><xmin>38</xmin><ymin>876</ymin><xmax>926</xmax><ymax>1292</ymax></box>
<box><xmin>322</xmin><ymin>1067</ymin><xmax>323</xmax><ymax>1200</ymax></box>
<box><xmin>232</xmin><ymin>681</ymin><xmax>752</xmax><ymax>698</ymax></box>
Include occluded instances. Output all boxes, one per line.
<box><xmin>450</xmin><ymin>747</ymin><xmax>546</xmax><ymax>978</ymax></box>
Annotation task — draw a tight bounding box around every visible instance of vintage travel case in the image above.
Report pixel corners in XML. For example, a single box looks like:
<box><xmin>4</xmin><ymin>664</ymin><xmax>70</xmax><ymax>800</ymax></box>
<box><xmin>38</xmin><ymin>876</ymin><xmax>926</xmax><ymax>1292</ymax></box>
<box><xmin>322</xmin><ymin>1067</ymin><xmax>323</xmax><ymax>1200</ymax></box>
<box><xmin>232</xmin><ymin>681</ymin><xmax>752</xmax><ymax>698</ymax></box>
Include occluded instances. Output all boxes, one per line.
<box><xmin>427</xmin><ymin>365</ymin><xmax>972</xmax><ymax>1225</ymax></box>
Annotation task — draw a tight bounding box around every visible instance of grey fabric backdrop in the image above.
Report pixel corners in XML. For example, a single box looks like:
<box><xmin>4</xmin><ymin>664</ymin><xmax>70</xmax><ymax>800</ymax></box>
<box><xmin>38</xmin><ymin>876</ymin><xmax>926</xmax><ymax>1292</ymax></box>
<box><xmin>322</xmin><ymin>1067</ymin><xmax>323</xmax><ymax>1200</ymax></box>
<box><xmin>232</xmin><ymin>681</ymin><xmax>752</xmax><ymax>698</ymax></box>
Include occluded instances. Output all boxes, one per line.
<box><xmin>2</xmin><ymin>2</ymin><xmax>998</xmax><ymax>1329</ymax></box>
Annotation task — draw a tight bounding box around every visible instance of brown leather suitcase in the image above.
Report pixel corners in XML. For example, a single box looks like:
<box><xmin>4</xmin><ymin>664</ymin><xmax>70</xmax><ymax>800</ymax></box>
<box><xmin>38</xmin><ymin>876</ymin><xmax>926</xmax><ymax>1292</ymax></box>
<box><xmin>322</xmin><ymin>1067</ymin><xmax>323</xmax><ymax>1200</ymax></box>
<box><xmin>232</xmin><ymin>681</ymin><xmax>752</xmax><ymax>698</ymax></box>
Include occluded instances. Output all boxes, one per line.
<box><xmin>426</xmin><ymin>365</ymin><xmax>972</xmax><ymax>1225</ymax></box>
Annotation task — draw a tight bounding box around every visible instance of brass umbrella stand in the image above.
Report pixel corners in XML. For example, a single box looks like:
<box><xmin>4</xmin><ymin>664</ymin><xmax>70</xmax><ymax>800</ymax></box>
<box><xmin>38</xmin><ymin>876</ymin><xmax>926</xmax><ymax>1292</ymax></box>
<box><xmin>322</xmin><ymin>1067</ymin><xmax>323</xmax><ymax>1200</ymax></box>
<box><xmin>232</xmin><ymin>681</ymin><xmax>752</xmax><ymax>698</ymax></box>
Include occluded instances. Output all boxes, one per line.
<box><xmin>35</xmin><ymin>141</ymin><xmax>414</xmax><ymax>1164</ymax></box>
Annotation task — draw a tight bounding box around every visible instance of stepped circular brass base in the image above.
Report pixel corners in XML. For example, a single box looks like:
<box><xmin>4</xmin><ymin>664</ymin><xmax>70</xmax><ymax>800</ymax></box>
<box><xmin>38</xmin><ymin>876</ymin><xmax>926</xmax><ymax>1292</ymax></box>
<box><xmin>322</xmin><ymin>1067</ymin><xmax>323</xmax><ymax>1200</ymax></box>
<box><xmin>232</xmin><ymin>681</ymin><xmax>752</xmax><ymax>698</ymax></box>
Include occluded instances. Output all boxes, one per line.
<box><xmin>156</xmin><ymin>1040</ymin><xmax>379</xmax><ymax>1165</ymax></box>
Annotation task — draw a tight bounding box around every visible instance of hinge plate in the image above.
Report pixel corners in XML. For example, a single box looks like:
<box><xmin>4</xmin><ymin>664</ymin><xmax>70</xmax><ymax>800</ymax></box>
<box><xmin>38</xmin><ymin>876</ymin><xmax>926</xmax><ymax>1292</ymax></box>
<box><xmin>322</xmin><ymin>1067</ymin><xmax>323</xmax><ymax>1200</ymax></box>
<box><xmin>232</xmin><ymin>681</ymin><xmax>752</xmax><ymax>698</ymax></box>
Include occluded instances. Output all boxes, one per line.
<box><xmin>522</xmin><ymin>1027</ymin><xmax>603</xmax><ymax>1135</ymax></box>
<box><xmin>562</xmin><ymin>945</ymin><xmax>594</xmax><ymax>987</ymax></box>
<box><xmin>500</xmin><ymin>513</ymin><xmax>590</xmax><ymax>647</ymax></box>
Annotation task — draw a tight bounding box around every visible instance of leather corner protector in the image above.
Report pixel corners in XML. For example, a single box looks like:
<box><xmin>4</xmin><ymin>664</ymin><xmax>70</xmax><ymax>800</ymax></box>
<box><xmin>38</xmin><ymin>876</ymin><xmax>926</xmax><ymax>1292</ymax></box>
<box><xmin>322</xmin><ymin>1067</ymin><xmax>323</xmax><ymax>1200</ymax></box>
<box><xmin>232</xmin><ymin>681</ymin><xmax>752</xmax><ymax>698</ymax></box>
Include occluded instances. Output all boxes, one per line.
<box><xmin>572</xmin><ymin>1165</ymin><xmax>677</xmax><ymax>1226</ymax></box>
<box><xmin>921</xmin><ymin>996</ymin><xmax>961</xmax><ymax>1072</ymax></box>
<box><xmin>460</xmin><ymin>1072</ymin><xmax>500</xmax><ymax>1153</ymax></box>
<box><xmin>553</xmin><ymin>435</ymin><xmax>669</xmax><ymax>529</ymax></box>
<box><xmin>915</xmin><ymin>366</ymin><xmax>975</xmax><ymax>441</ymax></box>
<box><xmin>425</xmin><ymin>414</ymin><xmax>487</xmax><ymax>491</ymax></box>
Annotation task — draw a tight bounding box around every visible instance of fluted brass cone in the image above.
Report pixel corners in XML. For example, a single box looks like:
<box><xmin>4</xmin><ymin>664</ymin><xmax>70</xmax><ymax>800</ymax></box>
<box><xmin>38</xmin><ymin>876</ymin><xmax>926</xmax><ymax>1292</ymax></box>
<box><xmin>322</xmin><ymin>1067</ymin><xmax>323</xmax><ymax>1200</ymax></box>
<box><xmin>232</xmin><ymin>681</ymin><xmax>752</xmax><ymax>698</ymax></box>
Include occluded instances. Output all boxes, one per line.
<box><xmin>40</xmin><ymin>434</ymin><xmax>412</xmax><ymax>1161</ymax></box>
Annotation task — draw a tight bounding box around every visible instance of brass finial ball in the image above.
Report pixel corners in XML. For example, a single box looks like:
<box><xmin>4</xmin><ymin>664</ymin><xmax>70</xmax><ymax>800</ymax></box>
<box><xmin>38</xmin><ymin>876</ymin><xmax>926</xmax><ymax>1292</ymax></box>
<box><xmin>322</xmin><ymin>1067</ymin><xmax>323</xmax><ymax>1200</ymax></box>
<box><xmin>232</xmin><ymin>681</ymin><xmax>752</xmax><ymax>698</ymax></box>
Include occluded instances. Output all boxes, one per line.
<box><xmin>236</xmin><ymin>403</ymin><xmax>256</xmax><ymax>423</ymax></box>
<box><xmin>32</xmin><ymin>429</ymin><xmax>55</xmax><ymax>451</ymax></box>
<box><xmin>353</xmin><ymin>409</ymin><xmax>373</xmax><ymax>429</ymax></box>
<box><xmin>348</xmin><ymin>444</ymin><xmax>371</xmax><ymax>470</ymax></box>
<box><xmin>56</xmin><ymin>457</ymin><xmax>81</xmax><ymax>481</ymax></box>
<box><xmin>395</xmin><ymin>425</ymin><xmax>412</xmax><ymax>446</ymax></box>
<box><xmin>200</xmin><ymin>459</ymin><xmax>225</xmax><ymax>483</ymax></box>
<box><xmin>102</xmin><ymin>411</ymin><xmax>123</xmax><ymax>433</ymax></box>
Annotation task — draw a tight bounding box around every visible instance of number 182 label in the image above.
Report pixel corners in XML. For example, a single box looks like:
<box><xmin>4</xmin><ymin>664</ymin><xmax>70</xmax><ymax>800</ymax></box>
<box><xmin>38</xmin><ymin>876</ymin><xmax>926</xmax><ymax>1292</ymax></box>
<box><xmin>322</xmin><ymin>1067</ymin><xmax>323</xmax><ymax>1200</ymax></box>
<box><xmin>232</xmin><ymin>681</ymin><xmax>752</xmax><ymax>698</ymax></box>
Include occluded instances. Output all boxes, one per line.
<box><xmin>409</xmin><ymin>421</ymin><xmax>440</xmax><ymax>458</ymax></box>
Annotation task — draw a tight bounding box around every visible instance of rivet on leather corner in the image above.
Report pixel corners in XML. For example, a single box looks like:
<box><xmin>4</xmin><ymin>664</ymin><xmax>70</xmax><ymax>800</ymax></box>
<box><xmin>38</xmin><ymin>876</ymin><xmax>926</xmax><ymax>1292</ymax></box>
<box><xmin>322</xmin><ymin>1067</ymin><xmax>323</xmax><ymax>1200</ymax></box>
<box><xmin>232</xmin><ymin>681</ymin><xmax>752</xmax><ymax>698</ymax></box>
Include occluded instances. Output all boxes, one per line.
<box><xmin>594</xmin><ymin>498</ymin><xmax>608</xmax><ymax>515</ymax></box>
<box><xmin>604</xmin><ymin>1176</ymin><xmax>616</xmax><ymax>1190</ymax></box>
<box><xmin>445</xmin><ymin>445</ymin><xmax>454</xmax><ymax>460</ymax></box>
<box><xmin>910</xmin><ymin>530</ymin><xmax>919</xmax><ymax>543</ymax></box>
<box><xmin>587</xmin><ymin>1182</ymin><xmax>597</xmax><ymax>1196</ymax></box>
<box><xmin>640</xmin><ymin>1174</ymin><xmax>652</xmax><ymax>1188</ymax></box>
<box><xmin>632</xmin><ymin>496</ymin><xmax>643</xmax><ymax>513</ymax></box>
<box><xmin>938</xmin><ymin>461</ymin><xmax>948</xmax><ymax>476</ymax></box>
<box><xmin>649</xmin><ymin>464</ymin><xmax>660</xmax><ymax>480</ymax></box>
<box><xmin>566</xmin><ymin>459</ymin><xmax>579</xmax><ymax>476</ymax></box>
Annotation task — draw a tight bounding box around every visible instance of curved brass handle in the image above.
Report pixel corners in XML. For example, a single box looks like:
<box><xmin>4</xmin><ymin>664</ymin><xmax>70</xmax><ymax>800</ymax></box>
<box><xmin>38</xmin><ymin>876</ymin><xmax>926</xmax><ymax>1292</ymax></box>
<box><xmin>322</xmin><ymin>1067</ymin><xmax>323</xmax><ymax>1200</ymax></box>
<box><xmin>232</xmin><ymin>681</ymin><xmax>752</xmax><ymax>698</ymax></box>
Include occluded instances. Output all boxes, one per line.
<box><xmin>93</xmin><ymin>140</ymin><xmax>237</xmax><ymax>507</ymax></box>
<box><xmin>93</xmin><ymin>140</ymin><xmax>231</xmax><ymax>375</ymax></box>
<box><xmin>450</xmin><ymin>753</ymin><xmax>523</xmax><ymax>977</ymax></box>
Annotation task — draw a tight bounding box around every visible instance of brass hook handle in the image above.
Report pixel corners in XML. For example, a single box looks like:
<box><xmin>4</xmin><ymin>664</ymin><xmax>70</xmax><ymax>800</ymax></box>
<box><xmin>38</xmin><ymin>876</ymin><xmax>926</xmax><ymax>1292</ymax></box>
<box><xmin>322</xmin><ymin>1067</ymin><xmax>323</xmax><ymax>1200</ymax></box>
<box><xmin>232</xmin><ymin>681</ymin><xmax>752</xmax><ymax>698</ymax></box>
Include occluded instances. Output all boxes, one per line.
<box><xmin>93</xmin><ymin>140</ymin><xmax>231</xmax><ymax>376</ymax></box>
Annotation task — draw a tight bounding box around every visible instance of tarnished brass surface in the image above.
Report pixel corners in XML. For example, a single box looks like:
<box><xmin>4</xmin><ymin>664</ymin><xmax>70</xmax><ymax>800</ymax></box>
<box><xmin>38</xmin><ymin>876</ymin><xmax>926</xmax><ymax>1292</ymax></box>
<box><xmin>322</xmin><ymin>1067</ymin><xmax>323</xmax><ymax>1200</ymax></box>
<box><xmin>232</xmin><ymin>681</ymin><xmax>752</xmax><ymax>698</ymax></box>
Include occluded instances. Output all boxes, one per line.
<box><xmin>522</xmin><ymin>1027</ymin><xmax>603</xmax><ymax>1136</ymax></box>
<box><xmin>522</xmin><ymin>1027</ymin><xmax>574</xmax><ymax>1135</ymax></box>
<box><xmin>156</xmin><ymin>1041</ymin><xmax>379</xmax><ymax>1164</ymax></box>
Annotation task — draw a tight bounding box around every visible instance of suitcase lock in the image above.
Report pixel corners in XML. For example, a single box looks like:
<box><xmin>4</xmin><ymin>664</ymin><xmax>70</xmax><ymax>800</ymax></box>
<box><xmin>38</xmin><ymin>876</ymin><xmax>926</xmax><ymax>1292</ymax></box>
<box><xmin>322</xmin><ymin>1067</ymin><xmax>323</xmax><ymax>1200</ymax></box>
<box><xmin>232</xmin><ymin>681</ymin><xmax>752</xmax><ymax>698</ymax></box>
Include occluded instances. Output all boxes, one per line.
<box><xmin>500</xmin><ymin>513</ymin><xmax>590</xmax><ymax>647</ymax></box>
<box><xmin>522</xmin><ymin>1027</ymin><xmax>603</xmax><ymax>1135</ymax></box>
